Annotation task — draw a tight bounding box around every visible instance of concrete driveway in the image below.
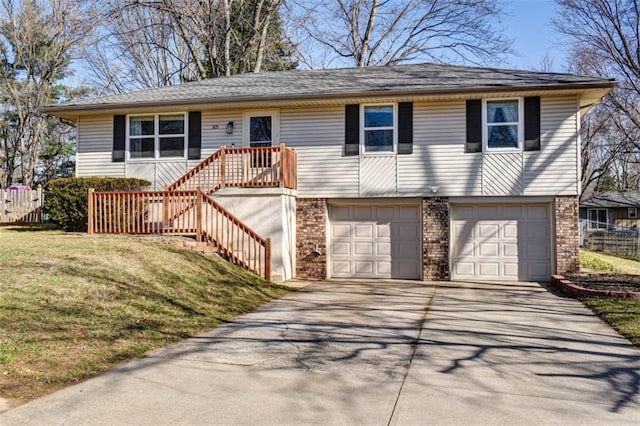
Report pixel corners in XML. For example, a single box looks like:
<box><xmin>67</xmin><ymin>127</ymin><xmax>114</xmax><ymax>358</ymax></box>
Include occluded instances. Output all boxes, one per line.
<box><xmin>2</xmin><ymin>280</ymin><xmax>639</xmax><ymax>425</ymax></box>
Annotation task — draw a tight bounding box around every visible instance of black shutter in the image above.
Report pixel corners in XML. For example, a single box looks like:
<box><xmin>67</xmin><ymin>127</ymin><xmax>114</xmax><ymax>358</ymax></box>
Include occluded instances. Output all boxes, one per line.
<box><xmin>345</xmin><ymin>104</ymin><xmax>359</xmax><ymax>156</ymax></box>
<box><xmin>188</xmin><ymin>111</ymin><xmax>202</xmax><ymax>160</ymax></box>
<box><xmin>524</xmin><ymin>96</ymin><xmax>541</xmax><ymax>151</ymax></box>
<box><xmin>397</xmin><ymin>102</ymin><xmax>413</xmax><ymax>154</ymax></box>
<box><xmin>112</xmin><ymin>115</ymin><xmax>126</xmax><ymax>162</ymax></box>
<box><xmin>465</xmin><ymin>100</ymin><xmax>482</xmax><ymax>153</ymax></box>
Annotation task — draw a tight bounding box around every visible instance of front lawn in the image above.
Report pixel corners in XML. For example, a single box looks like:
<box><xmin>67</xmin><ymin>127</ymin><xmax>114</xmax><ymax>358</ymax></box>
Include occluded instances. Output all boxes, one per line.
<box><xmin>573</xmin><ymin>249</ymin><xmax>640</xmax><ymax>347</ymax></box>
<box><xmin>0</xmin><ymin>225</ymin><xmax>290</xmax><ymax>406</ymax></box>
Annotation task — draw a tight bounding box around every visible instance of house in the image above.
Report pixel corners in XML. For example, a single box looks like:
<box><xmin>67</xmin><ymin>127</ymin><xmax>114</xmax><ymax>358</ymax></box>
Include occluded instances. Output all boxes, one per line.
<box><xmin>43</xmin><ymin>63</ymin><xmax>615</xmax><ymax>282</ymax></box>
<box><xmin>580</xmin><ymin>190</ymin><xmax>640</xmax><ymax>231</ymax></box>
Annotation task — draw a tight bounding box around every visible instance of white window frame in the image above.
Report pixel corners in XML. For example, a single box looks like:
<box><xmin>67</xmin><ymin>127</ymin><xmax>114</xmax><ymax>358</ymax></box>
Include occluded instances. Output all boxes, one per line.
<box><xmin>629</xmin><ymin>207</ymin><xmax>638</xmax><ymax>219</ymax></box>
<box><xmin>242</xmin><ymin>110</ymin><xmax>280</xmax><ymax>147</ymax></box>
<box><xmin>360</xmin><ymin>103</ymin><xmax>397</xmax><ymax>155</ymax></box>
<box><xmin>482</xmin><ymin>98</ymin><xmax>524</xmax><ymax>152</ymax></box>
<box><xmin>587</xmin><ymin>208</ymin><xmax>608</xmax><ymax>230</ymax></box>
<box><xmin>126</xmin><ymin>112</ymin><xmax>187</xmax><ymax>161</ymax></box>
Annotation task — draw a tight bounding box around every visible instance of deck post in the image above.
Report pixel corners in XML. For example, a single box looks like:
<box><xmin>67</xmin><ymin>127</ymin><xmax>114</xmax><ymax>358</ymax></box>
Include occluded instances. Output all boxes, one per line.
<box><xmin>265</xmin><ymin>237</ymin><xmax>272</xmax><ymax>281</ymax></box>
<box><xmin>196</xmin><ymin>188</ymin><xmax>203</xmax><ymax>242</ymax></box>
<box><xmin>162</xmin><ymin>185</ymin><xmax>169</xmax><ymax>232</ymax></box>
<box><xmin>220</xmin><ymin>146</ymin><xmax>226</xmax><ymax>188</ymax></box>
<box><xmin>87</xmin><ymin>188</ymin><xmax>95</xmax><ymax>235</ymax></box>
<box><xmin>279</xmin><ymin>143</ymin><xmax>286</xmax><ymax>187</ymax></box>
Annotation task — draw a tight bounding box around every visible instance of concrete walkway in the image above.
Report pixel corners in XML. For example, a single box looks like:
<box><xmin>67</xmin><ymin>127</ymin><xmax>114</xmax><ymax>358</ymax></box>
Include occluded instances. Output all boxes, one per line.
<box><xmin>1</xmin><ymin>280</ymin><xmax>639</xmax><ymax>425</ymax></box>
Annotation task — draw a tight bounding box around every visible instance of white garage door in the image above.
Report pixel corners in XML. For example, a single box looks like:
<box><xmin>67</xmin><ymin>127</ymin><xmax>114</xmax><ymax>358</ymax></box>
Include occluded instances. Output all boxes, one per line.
<box><xmin>451</xmin><ymin>204</ymin><xmax>551</xmax><ymax>281</ymax></box>
<box><xmin>329</xmin><ymin>204</ymin><xmax>421</xmax><ymax>279</ymax></box>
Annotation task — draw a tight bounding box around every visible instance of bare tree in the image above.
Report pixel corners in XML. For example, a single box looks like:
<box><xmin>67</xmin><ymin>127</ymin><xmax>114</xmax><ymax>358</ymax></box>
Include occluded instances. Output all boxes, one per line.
<box><xmin>286</xmin><ymin>0</ymin><xmax>513</xmax><ymax>68</ymax></box>
<box><xmin>85</xmin><ymin>0</ymin><xmax>296</xmax><ymax>94</ymax></box>
<box><xmin>0</xmin><ymin>0</ymin><xmax>95</xmax><ymax>187</ymax></box>
<box><xmin>555</xmin><ymin>0</ymin><xmax>640</xmax><ymax>193</ymax></box>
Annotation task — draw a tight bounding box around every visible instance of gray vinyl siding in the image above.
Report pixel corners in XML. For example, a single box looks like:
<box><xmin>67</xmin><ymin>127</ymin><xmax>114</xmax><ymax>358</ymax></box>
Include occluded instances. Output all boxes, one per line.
<box><xmin>280</xmin><ymin>106</ymin><xmax>359</xmax><ymax>198</ymax></box>
<box><xmin>398</xmin><ymin>100</ymin><xmax>482</xmax><ymax>196</ymax></box>
<box><xmin>201</xmin><ymin>110</ymin><xmax>243</xmax><ymax>156</ymax></box>
<box><xmin>76</xmin><ymin>116</ymin><xmax>125</xmax><ymax>177</ymax></box>
<box><xmin>75</xmin><ymin>96</ymin><xmax>580</xmax><ymax>198</ymax></box>
<box><xmin>524</xmin><ymin>96</ymin><xmax>578</xmax><ymax>195</ymax></box>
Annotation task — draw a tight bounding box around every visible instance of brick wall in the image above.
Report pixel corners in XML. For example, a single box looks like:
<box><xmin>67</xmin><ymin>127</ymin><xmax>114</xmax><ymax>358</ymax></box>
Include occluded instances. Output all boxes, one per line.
<box><xmin>423</xmin><ymin>197</ymin><xmax>450</xmax><ymax>280</ymax></box>
<box><xmin>296</xmin><ymin>198</ymin><xmax>327</xmax><ymax>279</ymax></box>
<box><xmin>555</xmin><ymin>196</ymin><xmax>579</xmax><ymax>275</ymax></box>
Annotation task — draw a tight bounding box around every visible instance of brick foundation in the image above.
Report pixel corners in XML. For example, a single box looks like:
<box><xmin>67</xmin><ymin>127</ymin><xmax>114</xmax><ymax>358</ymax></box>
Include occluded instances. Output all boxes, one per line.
<box><xmin>423</xmin><ymin>197</ymin><xmax>450</xmax><ymax>280</ymax></box>
<box><xmin>296</xmin><ymin>198</ymin><xmax>327</xmax><ymax>279</ymax></box>
<box><xmin>555</xmin><ymin>196</ymin><xmax>579</xmax><ymax>275</ymax></box>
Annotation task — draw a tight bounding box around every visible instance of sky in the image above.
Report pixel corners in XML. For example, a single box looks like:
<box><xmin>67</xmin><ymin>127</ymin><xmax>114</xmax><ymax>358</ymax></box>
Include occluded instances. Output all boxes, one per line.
<box><xmin>503</xmin><ymin>0</ymin><xmax>568</xmax><ymax>72</ymax></box>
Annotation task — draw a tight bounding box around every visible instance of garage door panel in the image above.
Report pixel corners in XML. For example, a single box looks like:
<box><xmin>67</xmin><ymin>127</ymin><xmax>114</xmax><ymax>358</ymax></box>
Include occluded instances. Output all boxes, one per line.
<box><xmin>354</xmin><ymin>206</ymin><xmax>374</xmax><ymax>220</ymax></box>
<box><xmin>503</xmin><ymin>223</ymin><xmax>518</xmax><ymax>238</ymax></box>
<box><xmin>452</xmin><ymin>204</ymin><xmax>551</xmax><ymax>282</ymax></box>
<box><xmin>376</xmin><ymin>223</ymin><xmax>391</xmax><ymax>238</ymax></box>
<box><xmin>355</xmin><ymin>224</ymin><xmax>374</xmax><ymax>238</ymax></box>
<box><xmin>377</xmin><ymin>262</ymin><xmax>392</xmax><ymax>275</ymax></box>
<box><xmin>478</xmin><ymin>262</ymin><xmax>500</xmax><ymax>277</ymax></box>
<box><xmin>376</xmin><ymin>206</ymin><xmax>395</xmax><ymax>220</ymax></box>
<box><xmin>332</xmin><ymin>242</ymin><xmax>351</xmax><ymax>256</ymax></box>
<box><xmin>479</xmin><ymin>223</ymin><xmax>499</xmax><ymax>238</ymax></box>
<box><xmin>527</xmin><ymin>205</ymin><xmax>548</xmax><ymax>219</ymax></box>
<box><xmin>502</xmin><ymin>205</ymin><xmax>524</xmax><ymax>219</ymax></box>
<box><xmin>354</xmin><ymin>261</ymin><xmax>374</xmax><ymax>274</ymax></box>
<box><xmin>354</xmin><ymin>242</ymin><xmax>373</xmax><ymax>255</ymax></box>
<box><xmin>399</xmin><ymin>206</ymin><xmax>420</xmax><ymax>220</ymax></box>
<box><xmin>503</xmin><ymin>242</ymin><xmax>518</xmax><ymax>257</ymax></box>
<box><xmin>332</xmin><ymin>223</ymin><xmax>351</xmax><ymax>238</ymax></box>
<box><xmin>478</xmin><ymin>205</ymin><xmax>500</xmax><ymax>219</ymax></box>
<box><xmin>479</xmin><ymin>242</ymin><xmax>499</xmax><ymax>256</ymax></box>
<box><xmin>332</xmin><ymin>261</ymin><xmax>352</xmax><ymax>275</ymax></box>
<box><xmin>330</xmin><ymin>204</ymin><xmax>421</xmax><ymax>279</ymax></box>
<box><xmin>503</xmin><ymin>263</ymin><xmax>519</xmax><ymax>278</ymax></box>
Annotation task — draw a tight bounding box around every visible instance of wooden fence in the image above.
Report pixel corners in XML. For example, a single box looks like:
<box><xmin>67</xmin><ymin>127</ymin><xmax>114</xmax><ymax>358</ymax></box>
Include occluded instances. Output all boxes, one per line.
<box><xmin>583</xmin><ymin>229</ymin><xmax>640</xmax><ymax>260</ymax></box>
<box><xmin>87</xmin><ymin>188</ymin><xmax>271</xmax><ymax>279</ymax></box>
<box><xmin>1</xmin><ymin>186</ymin><xmax>43</xmax><ymax>223</ymax></box>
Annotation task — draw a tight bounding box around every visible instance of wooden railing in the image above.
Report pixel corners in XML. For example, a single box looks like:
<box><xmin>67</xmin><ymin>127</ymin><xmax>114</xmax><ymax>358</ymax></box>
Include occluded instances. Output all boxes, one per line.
<box><xmin>87</xmin><ymin>188</ymin><xmax>271</xmax><ymax>279</ymax></box>
<box><xmin>166</xmin><ymin>144</ymin><xmax>297</xmax><ymax>193</ymax></box>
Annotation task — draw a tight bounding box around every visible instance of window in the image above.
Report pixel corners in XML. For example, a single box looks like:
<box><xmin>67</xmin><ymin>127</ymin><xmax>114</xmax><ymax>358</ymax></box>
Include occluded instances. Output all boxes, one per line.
<box><xmin>362</xmin><ymin>104</ymin><xmax>395</xmax><ymax>153</ymax></box>
<box><xmin>483</xmin><ymin>99</ymin><xmax>523</xmax><ymax>151</ymax></box>
<box><xmin>128</xmin><ymin>113</ymin><xmax>186</xmax><ymax>159</ymax></box>
<box><xmin>588</xmin><ymin>209</ymin><xmax>608</xmax><ymax>230</ymax></box>
<box><xmin>629</xmin><ymin>207</ymin><xmax>638</xmax><ymax>219</ymax></box>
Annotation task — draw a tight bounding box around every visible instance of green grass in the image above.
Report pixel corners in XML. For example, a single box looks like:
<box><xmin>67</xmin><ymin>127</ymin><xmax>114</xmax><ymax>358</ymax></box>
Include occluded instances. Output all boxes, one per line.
<box><xmin>579</xmin><ymin>249</ymin><xmax>620</xmax><ymax>273</ymax></box>
<box><xmin>580</xmin><ymin>298</ymin><xmax>640</xmax><ymax>346</ymax></box>
<box><xmin>579</xmin><ymin>249</ymin><xmax>640</xmax><ymax>275</ymax></box>
<box><xmin>578</xmin><ymin>249</ymin><xmax>640</xmax><ymax>347</ymax></box>
<box><xmin>0</xmin><ymin>225</ymin><xmax>290</xmax><ymax>403</ymax></box>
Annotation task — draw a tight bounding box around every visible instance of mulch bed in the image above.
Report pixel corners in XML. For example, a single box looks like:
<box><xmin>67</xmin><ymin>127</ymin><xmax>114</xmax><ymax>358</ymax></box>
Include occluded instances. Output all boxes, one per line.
<box><xmin>567</xmin><ymin>273</ymin><xmax>640</xmax><ymax>292</ymax></box>
<box><xmin>552</xmin><ymin>273</ymin><xmax>640</xmax><ymax>299</ymax></box>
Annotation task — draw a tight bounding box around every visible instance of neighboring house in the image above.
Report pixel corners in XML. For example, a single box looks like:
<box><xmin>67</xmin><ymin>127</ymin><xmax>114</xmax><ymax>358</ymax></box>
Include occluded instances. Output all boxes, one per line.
<box><xmin>43</xmin><ymin>63</ymin><xmax>615</xmax><ymax>282</ymax></box>
<box><xmin>580</xmin><ymin>190</ymin><xmax>640</xmax><ymax>231</ymax></box>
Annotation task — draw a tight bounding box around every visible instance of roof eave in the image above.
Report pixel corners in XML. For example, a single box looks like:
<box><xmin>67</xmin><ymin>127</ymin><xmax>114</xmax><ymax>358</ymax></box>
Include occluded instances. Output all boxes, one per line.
<box><xmin>42</xmin><ymin>81</ymin><xmax>617</xmax><ymax>120</ymax></box>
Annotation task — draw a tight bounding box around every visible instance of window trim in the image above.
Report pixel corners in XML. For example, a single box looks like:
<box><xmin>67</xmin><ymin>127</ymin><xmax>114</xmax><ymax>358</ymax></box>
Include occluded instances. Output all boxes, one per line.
<box><xmin>482</xmin><ymin>98</ymin><xmax>524</xmax><ymax>152</ymax></box>
<box><xmin>629</xmin><ymin>207</ymin><xmax>638</xmax><ymax>219</ymax></box>
<box><xmin>126</xmin><ymin>112</ymin><xmax>188</xmax><ymax>161</ymax></box>
<box><xmin>587</xmin><ymin>208</ymin><xmax>608</xmax><ymax>230</ymax></box>
<box><xmin>242</xmin><ymin>109</ymin><xmax>280</xmax><ymax>147</ymax></box>
<box><xmin>360</xmin><ymin>103</ymin><xmax>397</xmax><ymax>155</ymax></box>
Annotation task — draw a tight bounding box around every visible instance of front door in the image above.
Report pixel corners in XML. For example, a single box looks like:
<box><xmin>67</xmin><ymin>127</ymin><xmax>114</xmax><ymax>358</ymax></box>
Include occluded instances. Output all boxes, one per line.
<box><xmin>243</xmin><ymin>111</ymin><xmax>279</xmax><ymax>169</ymax></box>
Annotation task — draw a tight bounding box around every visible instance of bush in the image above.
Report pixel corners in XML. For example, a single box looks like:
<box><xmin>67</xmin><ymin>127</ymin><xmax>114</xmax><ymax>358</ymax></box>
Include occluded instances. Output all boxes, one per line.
<box><xmin>44</xmin><ymin>177</ymin><xmax>151</xmax><ymax>232</ymax></box>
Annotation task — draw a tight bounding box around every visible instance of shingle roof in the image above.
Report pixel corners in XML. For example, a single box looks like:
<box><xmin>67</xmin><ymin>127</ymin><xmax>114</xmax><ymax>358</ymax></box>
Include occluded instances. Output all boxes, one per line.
<box><xmin>45</xmin><ymin>63</ymin><xmax>615</xmax><ymax>113</ymax></box>
<box><xmin>581</xmin><ymin>190</ymin><xmax>640</xmax><ymax>208</ymax></box>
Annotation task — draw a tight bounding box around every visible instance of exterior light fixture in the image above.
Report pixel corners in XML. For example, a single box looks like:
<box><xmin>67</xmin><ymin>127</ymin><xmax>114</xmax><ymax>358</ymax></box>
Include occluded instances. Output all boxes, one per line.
<box><xmin>226</xmin><ymin>121</ymin><xmax>234</xmax><ymax>134</ymax></box>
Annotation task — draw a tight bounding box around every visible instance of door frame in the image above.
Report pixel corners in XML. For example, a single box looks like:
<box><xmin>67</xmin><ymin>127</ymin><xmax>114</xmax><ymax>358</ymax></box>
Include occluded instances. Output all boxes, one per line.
<box><xmin>242</xmin><ymin>109</ymin><xmax>280</xmax><ymax>147</ymax></box>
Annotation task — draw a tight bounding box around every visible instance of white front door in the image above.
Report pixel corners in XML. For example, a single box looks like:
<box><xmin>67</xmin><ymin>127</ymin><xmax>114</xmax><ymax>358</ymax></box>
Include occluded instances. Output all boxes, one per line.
<box><xmin>243</xmin><ymin>110</ymin><xmax>279</xmax><ymax>148</ymax></box>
